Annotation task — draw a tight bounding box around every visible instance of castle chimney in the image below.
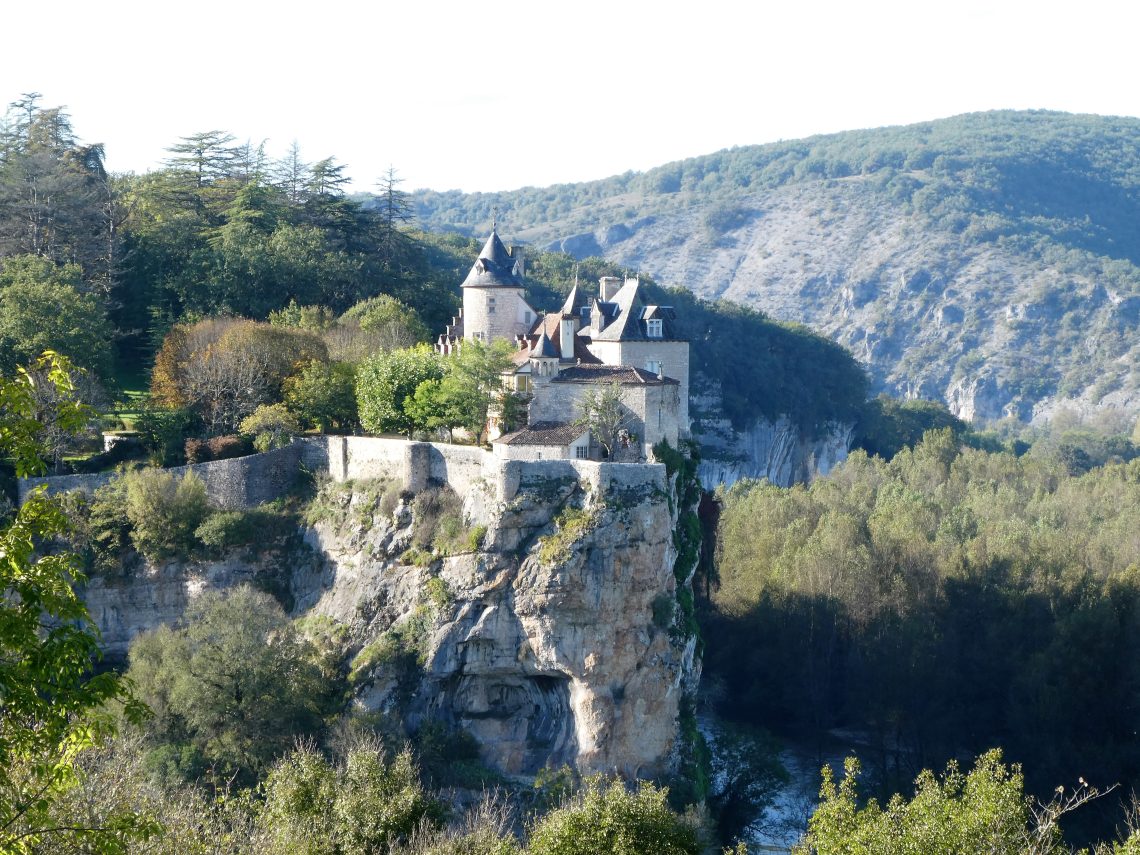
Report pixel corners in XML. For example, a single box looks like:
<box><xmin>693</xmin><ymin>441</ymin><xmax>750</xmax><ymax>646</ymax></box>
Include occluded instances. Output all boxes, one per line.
<box><xmin>560</xmin><ymin>317</ymin><xmax>575</xmax><ymax>361</ymax></box>
<box><xmin>599</xmin><ymin>276</ymin><xmax>621</xmax><ymax>302</ymax></box>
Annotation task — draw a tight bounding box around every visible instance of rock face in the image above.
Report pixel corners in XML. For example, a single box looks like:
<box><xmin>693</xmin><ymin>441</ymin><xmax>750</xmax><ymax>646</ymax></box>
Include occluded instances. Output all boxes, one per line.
<box><xmin>691</xmin><ymin>374</ymin><xmax>852</xmax><ymax>488</ymax></box>
<box><xmin>82</xmin><ymin>450</ymin><xmax>700</xmax><ymax>780</ymax></box>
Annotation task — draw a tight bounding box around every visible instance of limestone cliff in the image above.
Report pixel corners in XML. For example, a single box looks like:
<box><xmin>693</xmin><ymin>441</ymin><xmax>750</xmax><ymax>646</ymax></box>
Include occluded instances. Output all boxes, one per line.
<box><xmin>691</xmin><ymin>374</ymin><xmax>852</xmax><ymax>488</ymax></box>
<box><xmin>81</xmin><ymin>447</ymin><xmax>700</xmax><ymax>781</ymax></box>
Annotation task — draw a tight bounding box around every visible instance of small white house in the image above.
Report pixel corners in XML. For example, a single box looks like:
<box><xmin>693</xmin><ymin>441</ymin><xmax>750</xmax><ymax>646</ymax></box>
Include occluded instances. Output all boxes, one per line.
<box><xmin>492</xmin><ymin>422</ymin><xmax>593</xmax><ymax>461</ymax></box>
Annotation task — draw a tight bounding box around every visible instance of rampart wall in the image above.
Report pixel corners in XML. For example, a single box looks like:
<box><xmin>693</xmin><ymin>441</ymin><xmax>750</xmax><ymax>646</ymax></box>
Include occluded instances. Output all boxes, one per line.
<box><xmin>19</xmin><ymin>436</ymin><xmax>666</xmax><ymax>509</ymax></box>
<box><xmin>18</xmin><ymin>445</ymin><xmax>302</xmax><ymax>509</ymax></box>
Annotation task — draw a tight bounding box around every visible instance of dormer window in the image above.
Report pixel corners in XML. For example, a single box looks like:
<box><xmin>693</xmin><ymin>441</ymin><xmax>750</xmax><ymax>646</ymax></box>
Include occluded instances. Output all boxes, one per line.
<box><xmin>647</xmin><ymin>318</ymin><xmax>663</xmax><ymax>338</ymax></box>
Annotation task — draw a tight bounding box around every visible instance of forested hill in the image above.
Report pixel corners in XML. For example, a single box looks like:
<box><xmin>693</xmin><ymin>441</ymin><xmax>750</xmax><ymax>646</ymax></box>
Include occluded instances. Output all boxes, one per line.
<box><xmin>404</xmin><ymin>111</ymin><xmax>1140</xmax><ymax>427</ymax></box>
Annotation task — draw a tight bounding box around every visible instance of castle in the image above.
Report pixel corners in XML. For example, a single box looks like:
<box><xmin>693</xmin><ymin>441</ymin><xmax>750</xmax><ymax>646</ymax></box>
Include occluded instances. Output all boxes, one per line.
<box><xmin>436</xmin><ymin>229</ymin><xmax>690</xmax><ymax>461</ymax></box>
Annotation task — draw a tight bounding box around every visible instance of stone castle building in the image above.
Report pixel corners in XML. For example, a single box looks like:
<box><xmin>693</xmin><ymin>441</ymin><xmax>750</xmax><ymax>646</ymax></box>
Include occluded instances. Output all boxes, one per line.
<box><xmin>436</xmin><ymin>229</ymin><xmax>689</xmax><ymax>460</ymax></box>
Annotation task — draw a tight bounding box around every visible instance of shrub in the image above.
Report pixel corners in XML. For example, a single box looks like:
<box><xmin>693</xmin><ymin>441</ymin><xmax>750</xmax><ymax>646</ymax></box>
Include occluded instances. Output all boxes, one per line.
<box><xmin>77</xmin><ymin>479</ymin><xmax>132</xmax><ymax>575</ymax></box>
<box><xmin>239</xmin><ymin>404</ymin><xmax>300</xmax><ymax>453</ymax></box>
<box><xmin>258</xmin><ymin>741</ymin><xmax>445</xmax><ymax>855</ymax></box>
<box><xmin>424</xmin><ymin>576</ymin><xmax>451</xmax><ymax>611</ymax></box>
<box><xmin>195</xmin><ymin>511</ymin><xmax>258</xmax><ymax>552</ymax></box>
<box><xmin>123</xmin><ymin>469</ymin><xmax>210</xmax><ymax>561</ymax></box>
<box><xmin>526</xmin><ymin>776</ymin><xmax>701</xmax><ymax>855</ymax></box>
<box><xmin>537</xmin><ymin>505</ymin><xmax>597</xmax><ymax>566</ymax></box>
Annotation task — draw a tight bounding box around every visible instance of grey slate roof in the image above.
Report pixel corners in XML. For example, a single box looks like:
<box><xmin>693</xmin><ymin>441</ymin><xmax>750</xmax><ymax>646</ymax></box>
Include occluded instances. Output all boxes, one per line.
<box><xmin>530</xmin><ymin>331</ymin><xmax>560</xmax><ymax>358</ymax></box>
<box><xmin>552</xmin><ymin>364</ymin><xmax>679</xmax><ymax>385</ymax></box>
<box><xmin>582</xmin><ymin>279</ymin><xmax>681</xmax><ymax>342</ymax></box>
<box><xmin>495</xmin><ymin>421</ymin><xmax>588</xmax><ymax>447</ymax></box>
<box><xmin>560</xmin><ymin>285</ymin><xmax>580</xmax><ymax>316</ymax></box>
<box><xmin>460</xmin><ymin>229</ymin><xmax>525</xmax><ymax>289</ymax></box>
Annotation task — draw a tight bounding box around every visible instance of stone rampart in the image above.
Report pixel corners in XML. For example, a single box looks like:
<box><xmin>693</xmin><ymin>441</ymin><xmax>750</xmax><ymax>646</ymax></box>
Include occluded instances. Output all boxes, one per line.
<box><xmin>18</xmin><ymin>445</ymin><xmax>302</xmax><ymax>509</ymax></box>
<box><xmin>21</xmin><ymin>436</ymin><xmax>666</xmax><ymax>510</ymax></box>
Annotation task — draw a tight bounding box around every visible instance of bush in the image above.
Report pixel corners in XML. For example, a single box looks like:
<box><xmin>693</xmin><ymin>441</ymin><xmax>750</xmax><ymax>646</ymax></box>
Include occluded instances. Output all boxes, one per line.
<box><xmin>127</xmin><ymin>586</ymin><xmax>335</xmax><ymax>782</ymax></box>
<box><xmin>239</xmin><ymin>404</ymin><xmax>300</xmax><ymax>453</ymax></box>
<box><xmin>526</xmin><ymin>776</ymin><xmax>701</xmax><ymax>855</ymax></box>
<box><xmin>194</xmin><ymin>511</ymin><xmax>259</xmax><ymax>552</ymax></box>
<box><xmin>67</xmin><ymin>479</ymin><xmax>132</xmax><ymax>575</ymax></box>
<box><xmin>123</xmin><ymin>469</ymin><xmax>210</xmax><ymax>561</ymax></box>
<box><xmin>258</xmin><ymin>741</ymin><xmax>445</xmax><ymax>855</ymax></box>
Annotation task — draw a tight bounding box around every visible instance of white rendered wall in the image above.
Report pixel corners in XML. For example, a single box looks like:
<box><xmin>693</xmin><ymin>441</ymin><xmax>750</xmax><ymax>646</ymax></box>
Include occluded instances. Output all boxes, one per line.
<box><xmin>463</xmin><ymin>287</ymin><xmax>537</xmax><ymax>343</ymax></box>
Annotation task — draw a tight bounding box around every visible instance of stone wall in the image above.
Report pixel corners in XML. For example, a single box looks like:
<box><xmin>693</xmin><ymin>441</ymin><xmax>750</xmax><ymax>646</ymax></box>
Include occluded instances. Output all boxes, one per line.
<box><xmin>19</xmin><ymin>445</ymin><xmax>303</xmax><ymax>509</ymax></box>
<box><xmin>586</xmin><ymin>339</ymin><xmax>690</xmax><ymax>431</ymax></box>
<box><xmin>21</xmin><ymin>435</ymin><xmax>665</xmax><ymax>517</ymax></box>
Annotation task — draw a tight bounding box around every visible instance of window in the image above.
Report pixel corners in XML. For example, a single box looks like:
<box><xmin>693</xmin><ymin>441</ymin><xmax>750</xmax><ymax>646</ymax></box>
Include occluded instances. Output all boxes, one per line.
<box><xmin>525</xmin><ymin>311</ymin><xmax>532</xmax><ymax>324</ymax></box>
<box><xmin>575</xmin><ymin>445</ymin><xmax>589</xmax><ymax>459</ymax></box>
<box><xmin>516</xmin><ymin>375</ymin><xmax>531</xmax><ymax>392</ymax></box>
<box><xmin>645</xmin><ymin>360</ymin><xmax>661</xmax><ymax>375</ymax></box>
<box><xmin>646</xmin><ymin>319</ymin><xmax>663</xmax><ymax>338</ymax></box>
<box><xmin>487</xmin><ymin>297</ymin><xmax>496</xmax><ymax>315</ymax></box>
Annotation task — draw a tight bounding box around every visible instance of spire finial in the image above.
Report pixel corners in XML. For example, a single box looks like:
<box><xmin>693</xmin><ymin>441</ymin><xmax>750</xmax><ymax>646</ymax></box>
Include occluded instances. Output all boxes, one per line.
<box><xmin>492</xmin><ymin>206</ymin><xmax>499</xmax><ymax>231</ymax></box>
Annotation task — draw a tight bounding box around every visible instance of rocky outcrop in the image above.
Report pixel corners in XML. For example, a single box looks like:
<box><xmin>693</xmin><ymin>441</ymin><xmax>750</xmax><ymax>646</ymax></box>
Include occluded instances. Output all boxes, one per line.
<box><xmin>301</xmin><ymin>467</ymin><xmax>698</xmax><ymax>778</ymax></box>
<box><xmin>691</xmin><ymin>375</ymin><xmax>852</xmax><ymax>488</ymax></box>
<box><xmin>82</xmin><ymin>452</ymin><xmax>700</xmax><ymax>781</ymax></box>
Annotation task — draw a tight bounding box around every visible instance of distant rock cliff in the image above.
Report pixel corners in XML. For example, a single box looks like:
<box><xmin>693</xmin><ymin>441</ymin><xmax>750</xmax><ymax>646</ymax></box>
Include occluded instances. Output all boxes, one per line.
<box><xmin>691</xmin><ymin>374</ymin><xmax>852</xmax><ymax>487</ymax></box>
<box><xmin>413</xmin><ymin>111</ymin><xmax>1140</xmax><ymax>427</ymax></box>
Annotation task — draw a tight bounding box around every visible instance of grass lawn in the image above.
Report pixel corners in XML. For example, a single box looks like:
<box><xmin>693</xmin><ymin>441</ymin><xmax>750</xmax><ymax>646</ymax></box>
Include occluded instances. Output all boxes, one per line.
<box><xmin>108</xmin><ymin>366</ymin><xmax>150</xmax><ymax>431</ymax></box>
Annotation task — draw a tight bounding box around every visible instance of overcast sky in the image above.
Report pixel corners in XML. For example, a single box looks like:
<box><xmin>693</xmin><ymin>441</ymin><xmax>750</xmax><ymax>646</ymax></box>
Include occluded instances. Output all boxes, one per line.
<box><xmin>3</xmin><ymin>0</ymin><xmax>1138</xmax><ymax>193</ymax></box>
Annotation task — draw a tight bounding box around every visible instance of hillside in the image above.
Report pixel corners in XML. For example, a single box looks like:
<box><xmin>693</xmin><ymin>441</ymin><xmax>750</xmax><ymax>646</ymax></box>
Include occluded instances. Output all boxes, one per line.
<box><xmin>407</xmin><ymin>111</ymin><xmax>1140</xmax><ymax>426</ymax></box>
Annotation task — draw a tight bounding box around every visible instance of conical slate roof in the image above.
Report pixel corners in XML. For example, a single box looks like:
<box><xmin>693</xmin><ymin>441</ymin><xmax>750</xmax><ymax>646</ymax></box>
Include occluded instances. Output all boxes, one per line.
<box><xmin>461</xmin><ymin>229</ymin><xmax>525</xmax><ymax>288</ymax></box>
<box><xmin>560</xmin><ymin>284</ymin><xmax>580</xmax><ymax>316</ymax></box>
<box><xmin>530</xmin><ymin>330</ymin><xmax>560</xmax><ymax>358</ymax></box>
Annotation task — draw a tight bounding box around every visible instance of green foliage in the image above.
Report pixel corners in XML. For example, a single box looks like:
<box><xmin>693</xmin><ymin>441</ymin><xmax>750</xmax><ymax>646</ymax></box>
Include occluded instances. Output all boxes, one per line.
<box><xmin>404</xmin><ymin>339</ymin><xmax>515</xmax><ymax>442</ymax></box>
<box><xmin>284</xmin><ymin>359</ymin><xmax>358</xmax><ymax>432</ymax></box>
<box><xmin>854</xmin><ymin>395</ymin><xmax>969</xmax><ymax>460</ymax></box>
<box><xmin>0</xmin><ymin>255</ymin><xmax>114</xmax><ymax>379</ymax></box>
<box><xmin>537</xmin><ymin>504</ymin><xmax>598</xmax><ymax>565</ymax></box>
<box><xmin>240</xmin><ymin>402</ymin><xmax>301</xmax><ymax>451</ymax></box>
<box><xmin>0</xmin><ymin>352</ymin><xmax>91</xmax><ymax>477</ymax></box>
<box><xmin>194</xmin><ymin>508</ymin><xmax>292</xmax><ymax>554</ymax></box>
<box><xmin>63</xmin><ymin>478</ymin><xmax>132</xmax><ymax>576</ymax></box>
<box><xmin>704</xmin><ymin>724</ymin><xmax>788</xmax><ymax>846</ymax></box>
<box><xmin>709</xmin><ymin>436</ymin><xmax>1140</xmax><ymax>817</ymax></box>
<box><xmin>127</xmin><ymin>585</ymin><xmax>337</xmax><ymax>782</ymax></box>
<box><xmin>133</xmin><ymin>403</ymin><xmax>192</xmax><ymax>466</ymax></box>
<box><xmin>424</xmin><ymin>576</ymin><xmax>452</xmax><ymax>611</ymax></box>
<box><xmin>269</xmin><ymin>299</ymin><xmax>338</xmax><ymax>331</ymax></box>
<box><xmin>356</xmin><ymin>344</ymin><xmax>443</xmax><ymax>436</ymax></box>
<box><xmin>122</xmin><ymin>468</ymin><xmax>210</xmax><ymax>561</ymax></box>
<box><xmin>0</xmin><ymin>352</ymin><xmax>150</xmax><ymax>853</ymax></box>
<box><xmin>794</xmin><ymin>751</ymin><xmax>1044</xmax><ymax>855</ymax></box>
<box><xmin>258</xmin><ymin>740</ymin><xmax>446</xmax><ymax>855</ymax></box>
<box><xmin>526</xmin><ymin>776</ymin><xmax>702</xmax><ymax>855</ymax></box>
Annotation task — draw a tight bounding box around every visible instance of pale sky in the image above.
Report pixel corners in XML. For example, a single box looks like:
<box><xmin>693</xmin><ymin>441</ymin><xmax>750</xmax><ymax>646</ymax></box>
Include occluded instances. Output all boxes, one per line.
<box><xmin>3</xmin><ymin>0</ymin><xmax>1138</xmax><ymax>193</ymax></box>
